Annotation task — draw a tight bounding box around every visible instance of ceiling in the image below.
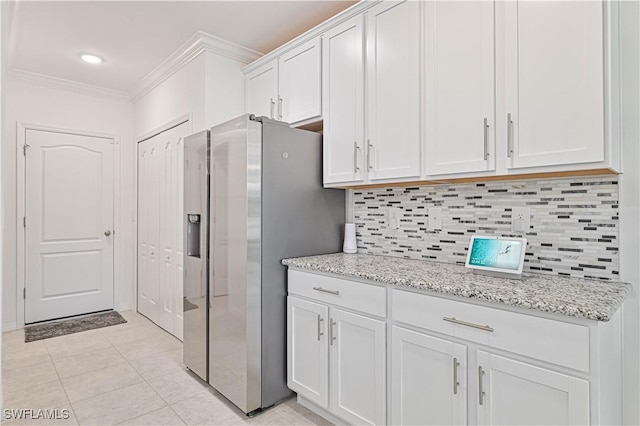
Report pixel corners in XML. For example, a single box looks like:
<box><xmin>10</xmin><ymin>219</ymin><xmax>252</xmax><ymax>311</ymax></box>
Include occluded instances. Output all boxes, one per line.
<box><xmin>9</xmin><ymin>0</ymin><xmax>357</xmax><ymax>93</ymax></box>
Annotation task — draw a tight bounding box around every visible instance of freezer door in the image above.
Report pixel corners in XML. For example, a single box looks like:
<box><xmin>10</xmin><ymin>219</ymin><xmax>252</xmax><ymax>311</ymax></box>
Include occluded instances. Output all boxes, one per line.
<box><xmin>183</xmin><ymin>130</ymin><xmax>209</xmax><ymax>382</ymax></box>
<box><xmin>209</xmin><ymin>115</ymin><xmax>262</xmax><ymax>414</ymax></box>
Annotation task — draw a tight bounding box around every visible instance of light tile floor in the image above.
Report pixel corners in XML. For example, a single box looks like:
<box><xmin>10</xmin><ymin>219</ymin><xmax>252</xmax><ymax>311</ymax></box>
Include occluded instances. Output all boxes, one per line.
<box><xmin>2</xmin><ymin>311</ymin><xmax>332</xmax><ymax>426</ymax></box>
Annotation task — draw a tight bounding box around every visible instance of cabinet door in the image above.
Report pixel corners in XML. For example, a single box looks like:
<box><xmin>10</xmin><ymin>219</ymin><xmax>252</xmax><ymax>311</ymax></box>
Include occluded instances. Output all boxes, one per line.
<box><xmin>425</xmin><ymin>1</ymin><xmax>495</xmax><ymax>175</ymax></box>
<box><xmin>137</xmin><ymin>135</ymin><xmax>161</xmax><ymax>323</ymax></box>
<box><xmin>330</xmin><ymin>308</ymin><xmax>385</xmax><ymax>425</ymax></box>
<box><xmin>287</xmin><ymin>296</ymin><xmax>329</xmax><ymax>408</ymax></box>
<box><xmin>504</xmin><ymin>1</ymin><xmax>604</xmax><ymax>169</ymax></box>
<box><xmin>246</xmin><ymin>60</ymin><xmax>278</xmax><ymax>119</ymax></box>
<box><xmin>476</xmin><ymin>351</ymin><xmax>590</xmax><ymax>425</ymax></box>
<box><xmin>391</xmin><ymin>326</ymin><xmax>467</xmax><ymax>426</ymax></box>
<box><xmin>279</xmin><ymin>38</ymin><xmax>322</xmax><ymax>124</ymax></box>
<box><xmin>366</xmin><ymin>0</ymin><xmax>421</xmax><ymax>181</ymax></box>
<box><xmin>322</xmin><ymin>14</ymin><xmax>365</xmax><ymax>185</ymax></box>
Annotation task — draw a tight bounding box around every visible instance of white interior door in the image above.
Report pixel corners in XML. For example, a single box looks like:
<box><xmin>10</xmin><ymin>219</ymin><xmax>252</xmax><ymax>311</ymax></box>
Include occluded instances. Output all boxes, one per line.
<box><xmin>137</xmin><ymin>135</ymin><xmax>161</xmax><ymax>323</ymax></box>
<box><xmin>158</xmin><ymin>122</ymin><xmax>189</xmax><ymax>340</ymax></box>
<box><xmin>25</xmin><ymin>129</ymin><xmax>114</xmax><ymax>324</ymax></box>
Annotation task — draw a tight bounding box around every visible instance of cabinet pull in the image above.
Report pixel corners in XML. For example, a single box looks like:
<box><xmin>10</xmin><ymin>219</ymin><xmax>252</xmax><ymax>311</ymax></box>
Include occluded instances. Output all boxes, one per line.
<box><xmin>354</xmin><ymin>142</ymin><xmax>360</xmax><ymax>173</ymax></box>
<box><xmin>270</xmin><ymin>98</ymin><xmax>275</xmax><ymax>119</ymax></box>
<box><xmin>507</xmin><ymin>113</ymin><xmax>513</xmax><ymax>158</ymax></box>
<box><xmin>330</xmin><ymin>319</ymin><xmax>337</xmax><ymax>345</ymax></box>
<box><xmin>453</xmin><ymin>357</ymin><xmax>460</xmax><ymax>395</ymax></box>
<box><xmin>483</xmin><ymin>118</ymin><xmax>489</xmax><ymax>161</ymax></box>
<box><xmin>367</xmin><ymin>140</ymin><xmax>374</xmax><ymax>171</ymax></box>
<box><xmin>278</xmin><ymin>97</ymin><xmax>283</xmax><ymax>120</ymax></box>
<box><xmin>478</xmin><ymin>366</ymin><xmax>486</xmax><ymax>405</ymax></box>
<box><xmin>317</xmin><ymin>315</ymin><xmax>324</xmax><ymax>341</ymax></box>
<box><xmin>443</xmin><ymin>316</ymin><xmax>494</xmax><ymax>332</ymax></box>
<box><xmin>312</xmin><ymin>286</ymin><xmax>340</xmax><ymax>295</ymax></box>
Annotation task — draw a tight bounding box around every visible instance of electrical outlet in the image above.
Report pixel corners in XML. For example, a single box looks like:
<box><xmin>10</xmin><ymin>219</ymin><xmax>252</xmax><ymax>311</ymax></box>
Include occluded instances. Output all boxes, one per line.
<box><xmin>388</xmin><ymin>207</ymin><xmax>401</xmax><ymax>230</ymax></box>
<box><xmin>511</xmin><ymin>207</ymin><xmax>531</xmax><ymax>234</ymax></box>
<box><xmin>428</xmin><ymin>207</ymin><xmax>443</xmax><ymax>231</ymax></box>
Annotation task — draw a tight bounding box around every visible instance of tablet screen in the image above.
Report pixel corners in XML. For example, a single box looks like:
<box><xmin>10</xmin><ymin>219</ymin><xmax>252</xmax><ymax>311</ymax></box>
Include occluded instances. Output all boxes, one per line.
<box><xmin>467</xmin><ymin>237</ymin><xmax>525</xmax><ymax>271</ymax></box>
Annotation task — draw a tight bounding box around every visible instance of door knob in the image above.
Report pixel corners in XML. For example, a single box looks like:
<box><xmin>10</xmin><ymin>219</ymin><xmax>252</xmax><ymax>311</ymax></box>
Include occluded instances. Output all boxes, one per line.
<box><xmin>104</xmin><ymin>230</ymin><xmax>112</xmax><ymax>237</ymax></box>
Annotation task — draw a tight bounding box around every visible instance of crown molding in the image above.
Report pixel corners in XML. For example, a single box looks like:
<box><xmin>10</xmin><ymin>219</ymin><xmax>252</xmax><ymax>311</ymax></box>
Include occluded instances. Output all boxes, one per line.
<box><xmin>7</xmin><ymin>69</ymin><xmax>131</xmax><ymax>101</ymax></box>
<box><xmin>130</xmin><ymin>31</ymin><xmax>263</xmax><ymax>102</ymax></box>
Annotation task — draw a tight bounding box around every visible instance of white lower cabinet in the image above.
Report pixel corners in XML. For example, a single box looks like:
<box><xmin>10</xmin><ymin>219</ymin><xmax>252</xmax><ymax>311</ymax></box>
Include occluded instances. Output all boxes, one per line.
<box><xmin>287</xmin><ymin>271</ymin><xmax>386</xmax><ymax>425</ymax></box>
<box><xmin>287</xmin><ymin>297</ymin><xmax>329</xmax><ymax>408</ymax></box>
<box><xmin>331</xmin><ymin>309</ymin><xmax>386</xmax><ymax>425</ymax></box>
<box><xmin>476</xmin><ymin>351</ymin><xmax>590</xmax><ymax>425</ymax></box>
<box><xmin>391</xmin><ymin>326</ymin><xmax>467</xmax><ymax>425</ymax></box>
<box><xmin>288</xmin><ymin>271</ymin><xmax>621</xmax><ymax>425</ymax></box>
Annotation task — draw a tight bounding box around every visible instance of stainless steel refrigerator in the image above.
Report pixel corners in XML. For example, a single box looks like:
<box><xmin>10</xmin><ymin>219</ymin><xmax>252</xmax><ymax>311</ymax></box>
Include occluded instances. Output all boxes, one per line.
<box><xmin>183</xmin><ymin>114</ymin><xmax>345</xmax><ymax>414</ymax></box>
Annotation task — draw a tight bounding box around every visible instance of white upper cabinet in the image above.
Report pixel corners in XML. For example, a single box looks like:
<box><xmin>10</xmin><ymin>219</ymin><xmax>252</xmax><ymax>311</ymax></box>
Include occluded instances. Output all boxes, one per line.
<box><xmin>279</xmin><ymin>38</ymin><xmax>322</xmax><ymax>124</ymax></box>
<box><xmin>245</xmin><ymin>38</ymin><xmax>322</xmax><ymax>125</ymax></box>
<box><xmin>244</xmin><ymin>0</ymin><xmax>619</xmax><ymax>186</ymax></box>
<box><xmin>245</xmin><ymin>60</ymin><xmax>278</xmax><ymax>119</ymax></box>
<box><xmin>322</xmin><ymin>15</ymin><xmax>365</xmax><ymax>185</ymax></box>
<box><xmin>503</xmin><ymin>1</ymin><xmax>605</xmax><ymax>169</ymax></box>
<box><xmin>424</xmin><ymin>1</ymin><xmax>495</xmax><ymax>175</ymax></box>
<box><xmin>366</xmin><ymin>0</ymin><xmax>421</xmax><ymax>181</ymax></box>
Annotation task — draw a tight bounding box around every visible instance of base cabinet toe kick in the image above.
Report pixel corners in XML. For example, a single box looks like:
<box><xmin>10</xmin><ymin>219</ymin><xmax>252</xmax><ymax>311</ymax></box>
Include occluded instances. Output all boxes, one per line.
<box><xmin>286</xmin><ymin>269</ymin><xmax>623</xmax><ymax>426</ymax></box>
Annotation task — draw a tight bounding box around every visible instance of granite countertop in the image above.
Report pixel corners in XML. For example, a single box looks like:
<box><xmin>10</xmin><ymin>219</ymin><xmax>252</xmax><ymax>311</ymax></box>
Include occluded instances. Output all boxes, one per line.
<box><xmin>282</xmin><ymin>253</ymin><xmax>631</xmax><ymax>322</ymax></box>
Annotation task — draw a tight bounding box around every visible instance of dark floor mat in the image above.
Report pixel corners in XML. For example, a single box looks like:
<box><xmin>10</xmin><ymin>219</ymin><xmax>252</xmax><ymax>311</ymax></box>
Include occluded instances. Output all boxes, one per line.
<box><xmin>24</xmin><ymin>311</ymin><xmax>127</xmax><ymax>342</ymax></box>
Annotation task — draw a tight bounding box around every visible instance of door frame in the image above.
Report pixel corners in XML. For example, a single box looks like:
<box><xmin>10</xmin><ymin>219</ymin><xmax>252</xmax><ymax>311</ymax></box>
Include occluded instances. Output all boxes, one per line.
<box><xmin>16</xmin><ymin>121</ymin><xmax>121</xmax><ymax>328</ymax></box>
<box><xmin>133</xmin><ymin>113</ymin><xmax>191</xmax><ymax>315</ymax></box>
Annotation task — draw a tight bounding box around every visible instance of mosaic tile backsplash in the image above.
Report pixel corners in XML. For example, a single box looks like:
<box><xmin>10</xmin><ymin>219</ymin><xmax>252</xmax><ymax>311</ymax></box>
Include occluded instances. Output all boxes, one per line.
<box><xmin>353</xmin><ymin>176</ymin><xmax>619</xmax><ymax>280</ymax></box>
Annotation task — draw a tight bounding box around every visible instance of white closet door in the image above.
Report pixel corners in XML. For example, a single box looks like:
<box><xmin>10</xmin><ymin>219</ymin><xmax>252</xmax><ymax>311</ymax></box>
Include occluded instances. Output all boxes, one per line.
<box><xmin>144</xmin><ymin>122</ymin><xmax>189</xmax><ymax>339</ymax></box>
<box><xmin>137</xmin><ymin>135</ymin><xmax>161</xmax><ymax>322</ymax></box>
<box><xmin>174</xmin><ymin>126</ymin><xmax>187</xmax><ymax>340</ymax></box>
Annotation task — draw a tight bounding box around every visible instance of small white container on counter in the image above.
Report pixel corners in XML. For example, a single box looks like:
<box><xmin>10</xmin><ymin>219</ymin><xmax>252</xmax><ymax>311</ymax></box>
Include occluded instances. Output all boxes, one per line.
<box><xmin>343</xmin><ymin>223</ymin><xmax>357</xmax><ymax>254</ymax></box>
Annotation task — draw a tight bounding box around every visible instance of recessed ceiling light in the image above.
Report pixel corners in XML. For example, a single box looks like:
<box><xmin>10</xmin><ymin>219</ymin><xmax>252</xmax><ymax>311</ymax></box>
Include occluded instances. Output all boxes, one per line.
<box><xmin>80</xmin><ymin>54</ymin><xmax>103</xmax><ymax>64</ymax></box>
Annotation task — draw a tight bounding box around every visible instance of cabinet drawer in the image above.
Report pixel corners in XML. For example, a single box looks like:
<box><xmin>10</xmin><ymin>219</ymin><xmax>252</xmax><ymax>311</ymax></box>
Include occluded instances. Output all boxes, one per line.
<box><xmin>288</xmin><ymin>270</ymin><xmax>386</xmax><ymax>318</ymax></box>
<box><xmin>391</xmin><ymin>289</ymin><xmax>590</xmax><ymax>372</ymax></box>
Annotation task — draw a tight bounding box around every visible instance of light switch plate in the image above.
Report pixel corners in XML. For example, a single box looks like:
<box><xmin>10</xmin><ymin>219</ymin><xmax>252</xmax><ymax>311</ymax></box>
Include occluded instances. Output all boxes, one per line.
<box><xmin>512</xmin><ymin>207</ymin><xmax>531</xmax><ymax>234</ymax></box>
<box><xmin>428</xmin><ymin>207</ymin><xmax>443</xmax><ymax>231</ymax></box>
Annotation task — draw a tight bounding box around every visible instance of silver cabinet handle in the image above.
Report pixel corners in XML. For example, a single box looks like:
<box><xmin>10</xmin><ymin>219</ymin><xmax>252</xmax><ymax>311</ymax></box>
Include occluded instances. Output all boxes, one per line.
<box><xmin>330</xmin><ymin>319</ymin><xmax>337</xmax><ymax>345</ymax></box>
<box><xmin>317</xmin><ymin>315</ymin><xmax>324</xmax><ymax>341</ymax></box>
<box><xmin>453</xmin><ymin>357</ymin><xmax>460</xmax><ymax>395</ymax></box>
<box><xmin>367</xmin><ymin>140</ymin><xmax>374</xmax><ymax>171</ymax></box>
<box><xmin>483</xmin><ymin>118</ymin><xmax>489</xmax><ymax>161</ymax></box>
<box><xmin>353</xmin><ymin>142</ymin><xmax>360</xmax><ymax>173</ymax></box>
<box><xmin>312</xmin><ymin>286</ymin><xmax>340</xmax><ymax>295</ymax></box>
<box><xmin>270</xmin><ymin>98</ymin><xmax>275</xmax><ymax>119</ymax></box>
<box><xmin>443</xmin><ymin>317</ymin><xmax>494</xmax><ymax>332</ymax></box>
<box><xmin>278</xmin><ymin>97</ymin><xmax>283</xmax><ymax>120</ymax></box>
<box><xmin>507</xmin><ymin>113</ymin><xmax>513</xmax><ymax>158</ymax></box>
<box><xmin>478</xmin><ymin>366</ymin><xmax>486</xmax><ymax>405</ymax></box>
<box><xmin>104</xmin><ymin>230</ymin><xmax>112</xmax><ymax>237</ymax></box>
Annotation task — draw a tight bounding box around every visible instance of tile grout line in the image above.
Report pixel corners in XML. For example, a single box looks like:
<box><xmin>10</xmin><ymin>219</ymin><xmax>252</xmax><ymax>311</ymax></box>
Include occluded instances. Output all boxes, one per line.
<box><xmin>102</xmin><ymin>315</ymin><xmax>190</xmax><ymax>425</ymax></box>
<box><xmin>43</xmin><ymin>332</ymin><xmax>80</xmax><ymax>426</ymax></box>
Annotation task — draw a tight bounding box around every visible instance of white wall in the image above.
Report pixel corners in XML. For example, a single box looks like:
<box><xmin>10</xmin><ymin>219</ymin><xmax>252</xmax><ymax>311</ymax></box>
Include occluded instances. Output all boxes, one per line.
<box><xmin>204</xmin><ymin>52</ymin><xmax>247</xmax><ymax>128</ymax></box>
<box><xmin>133</xmin><ymin>54</ymin><xmax>205</xmax><ymax>139</ymax></box>
<box><xmin>620</xmin><ymin>1</ymin><xmax>640</xmax><ymax>424</ymax></box>
<box><xmin>134</xmin><ymin>51</ymin><xmax>247</xmax><ymax>140</ymax></box>
<box><xmin>3</xmin><ymin>77</ymin><xmax>135</xmax><ymax>329</ymax></box>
